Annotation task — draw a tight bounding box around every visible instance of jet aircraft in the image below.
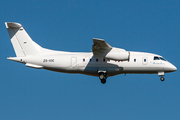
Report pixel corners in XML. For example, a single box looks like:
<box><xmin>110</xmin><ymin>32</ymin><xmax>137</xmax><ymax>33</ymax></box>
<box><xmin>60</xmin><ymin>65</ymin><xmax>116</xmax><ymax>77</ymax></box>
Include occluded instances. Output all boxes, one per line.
<box><xmin>5</xmin><ymin>22</ymin><xmax>177</xmax><ymax>84</ymax></box>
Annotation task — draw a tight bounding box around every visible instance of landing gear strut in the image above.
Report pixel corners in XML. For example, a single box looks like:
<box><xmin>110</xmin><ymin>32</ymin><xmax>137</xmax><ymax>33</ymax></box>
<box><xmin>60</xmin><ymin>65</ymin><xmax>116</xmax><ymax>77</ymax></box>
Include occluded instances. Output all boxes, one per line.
<box><xmin>158</xmin><ymin>72</ymin><xmax>165</xmax><ymax>82</ymax></box>
<box><xmin>160</xmin><ymin>76</ymin><xmax>165</xmax><ymax>81</ymax></box>
<box><xmin>99</xmin><ymin>72</ymin><xmax>107</xmax><ymax>84</ymax></box>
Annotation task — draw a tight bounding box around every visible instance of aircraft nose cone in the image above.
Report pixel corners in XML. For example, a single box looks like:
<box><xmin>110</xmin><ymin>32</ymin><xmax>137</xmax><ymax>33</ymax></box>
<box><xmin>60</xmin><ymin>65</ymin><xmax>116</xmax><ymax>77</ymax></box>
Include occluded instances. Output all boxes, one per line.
<box><xmin>170</xmin><ymin>64</ymin><xmax>177</xmax><ymax>72</ymax></box>
<box><xmin>166</xmin><ymin>62</ymin><xmax>177</xmax><ymax>72</ymax></box>
<box><xmin>171</xmin><ymin>64</ymin><xmax>177</xmax><ymax>72</ymax></box>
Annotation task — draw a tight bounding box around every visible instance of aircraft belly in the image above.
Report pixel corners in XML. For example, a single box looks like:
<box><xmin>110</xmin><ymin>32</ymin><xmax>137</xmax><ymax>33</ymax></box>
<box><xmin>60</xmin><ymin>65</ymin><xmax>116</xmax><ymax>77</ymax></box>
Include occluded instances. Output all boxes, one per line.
<box><xmin>123</xmin><ymin>66</ymin><xmax>166</xmax><ymax>73</ymax></box>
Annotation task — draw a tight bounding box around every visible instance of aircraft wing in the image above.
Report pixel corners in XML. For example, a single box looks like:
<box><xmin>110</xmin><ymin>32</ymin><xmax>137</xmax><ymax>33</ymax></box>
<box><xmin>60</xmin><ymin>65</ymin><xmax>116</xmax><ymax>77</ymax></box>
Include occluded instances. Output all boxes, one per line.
<box><xmin>92</xmin><ymin>38</ymin><xmax>112</xmax><ymax>55</ymax></box>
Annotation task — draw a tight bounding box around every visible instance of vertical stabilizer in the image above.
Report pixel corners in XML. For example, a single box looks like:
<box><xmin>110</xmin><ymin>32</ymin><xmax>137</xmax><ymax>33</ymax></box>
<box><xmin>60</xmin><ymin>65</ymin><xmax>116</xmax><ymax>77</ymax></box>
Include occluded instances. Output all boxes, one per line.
<box><xmin>5</xmin><ymin>22</ymin><xmax>42</xmax><ymax>57</ymax></box>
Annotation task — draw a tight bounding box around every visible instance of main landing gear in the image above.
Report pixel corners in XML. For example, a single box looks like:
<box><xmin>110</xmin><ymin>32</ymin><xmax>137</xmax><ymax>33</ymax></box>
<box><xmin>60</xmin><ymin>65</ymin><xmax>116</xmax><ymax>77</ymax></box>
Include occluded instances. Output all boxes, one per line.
<box><xmin>99</xmin><ymin>72</ymin><xmax>107</xmax><ymax>84</ymax></box>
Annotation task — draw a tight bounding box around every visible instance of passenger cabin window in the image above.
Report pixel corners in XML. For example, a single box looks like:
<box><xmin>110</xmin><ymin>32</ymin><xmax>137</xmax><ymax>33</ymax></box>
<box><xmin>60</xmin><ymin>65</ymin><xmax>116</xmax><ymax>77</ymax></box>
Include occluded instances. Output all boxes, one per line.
<box><xmin>83</xmin><ymin>59</ymin><xmax>85</xmax><ymax>62</ymax></box>
<box><xmin>103</xmin><ymin>59</ymin><xmax>106</xmax><ymax>62</ymax></box>
<box><xmin>144</xmin><ymin>59</ymin><xmax>146</xmax><ymax>62</ymax></box>
<box><xmin>96</xmin><ymin>59</ymin><xmax>98</xmax><ymax>62</ymax></box>
<box><xmin>90</xmin><ymin>59</ymin><xmax>92</xmax><ymax>62</ymax></box>
<box><xmin>134</xmin><ymin>59</ymin><xmax>136</xmax><ymax>62</ymax></box>
<box><xmin>154</xmin><ymin>56</ymin><xmax>166</xmax><ymax>61</ymax></box>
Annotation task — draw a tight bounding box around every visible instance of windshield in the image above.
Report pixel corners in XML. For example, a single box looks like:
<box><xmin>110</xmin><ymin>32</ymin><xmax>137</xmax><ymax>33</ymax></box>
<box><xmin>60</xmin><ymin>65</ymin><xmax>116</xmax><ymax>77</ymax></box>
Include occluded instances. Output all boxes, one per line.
<box><xmin>154</xmin><ymin>56</ymin><xmax>160</xmax><ymax>60</ymax></box>
<box><xmin>154</xmin><ymin>56</ymin><xmax>166</xmax><ymax>61</ymax></box>
<box><xmin>159</xmin><ymin>57</ymin><xmax>166</xmax><ymax>61</ymax></box>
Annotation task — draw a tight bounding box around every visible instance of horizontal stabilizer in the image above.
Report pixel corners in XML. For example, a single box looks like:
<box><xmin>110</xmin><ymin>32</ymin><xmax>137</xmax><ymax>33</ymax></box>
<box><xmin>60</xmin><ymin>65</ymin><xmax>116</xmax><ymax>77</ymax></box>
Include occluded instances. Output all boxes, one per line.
<box><xmin>5</xmin><ymin>22</ymin><xmax>22</xmax><ymax>28</ymax></box>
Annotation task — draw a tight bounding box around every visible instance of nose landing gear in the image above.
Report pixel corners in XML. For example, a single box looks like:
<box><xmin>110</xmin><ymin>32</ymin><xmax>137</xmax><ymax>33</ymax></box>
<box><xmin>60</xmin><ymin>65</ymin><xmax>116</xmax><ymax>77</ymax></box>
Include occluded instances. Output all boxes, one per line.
<box><xmin>160</xmin><ymin>76</ymin><xmax>165</xmax><ymax>81</ymax></box>
<box><xmin>99</xmin><ymin>72</ymin><xmax>107</xmax><ymax>84</ymax></box>
<box><xmin>158</xmin><ymin>72</ymin><xmax>165</xmax><ymax>81</ymax></box>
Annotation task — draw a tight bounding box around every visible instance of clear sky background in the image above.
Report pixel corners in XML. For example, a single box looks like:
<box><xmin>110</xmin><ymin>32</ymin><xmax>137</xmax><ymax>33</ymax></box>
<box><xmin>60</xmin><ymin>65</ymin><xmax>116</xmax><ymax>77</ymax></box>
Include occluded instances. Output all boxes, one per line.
<box><xmin>0</xmin><ymin>0</ymin><xmax>180</xmax><ymax>120</ymax></box>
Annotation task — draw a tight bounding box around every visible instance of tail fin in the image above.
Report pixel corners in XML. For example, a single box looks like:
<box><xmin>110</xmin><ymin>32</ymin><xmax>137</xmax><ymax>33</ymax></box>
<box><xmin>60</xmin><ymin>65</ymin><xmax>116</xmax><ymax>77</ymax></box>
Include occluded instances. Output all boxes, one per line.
<box><xmin>5</xmin><ymin>22</ymin><xmax>42</xmax><ymax>57</ymax></box>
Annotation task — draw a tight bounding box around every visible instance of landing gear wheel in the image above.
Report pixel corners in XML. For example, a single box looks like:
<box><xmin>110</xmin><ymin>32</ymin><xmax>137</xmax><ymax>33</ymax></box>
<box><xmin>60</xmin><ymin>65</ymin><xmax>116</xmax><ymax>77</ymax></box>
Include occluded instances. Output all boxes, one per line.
<box><xmin>160</xmin><ymin>77</ymin><xmax>165</xmax><ymax>81</ymax></box>
<box><xmin>101</xmin><ymin>79</ymin><xmax>106</xmax><ymax>84</ymax></box>
<box><xmin>99</xmin><ymin>72</ymin><xmax>107</xmax><ymax>84</ymax></box>
<box><xmin>99</xmin><ymin>74</ymin><xmax>106</xmax><ymax>80</ymax></box>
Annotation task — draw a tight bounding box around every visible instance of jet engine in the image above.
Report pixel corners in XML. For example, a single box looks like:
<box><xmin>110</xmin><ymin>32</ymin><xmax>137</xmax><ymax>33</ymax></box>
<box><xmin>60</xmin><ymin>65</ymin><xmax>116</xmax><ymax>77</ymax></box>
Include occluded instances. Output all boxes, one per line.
<box><xmin>104</xmin><ymin>48</ymin><xmax>129</xmax><ymax>61</ymax></box>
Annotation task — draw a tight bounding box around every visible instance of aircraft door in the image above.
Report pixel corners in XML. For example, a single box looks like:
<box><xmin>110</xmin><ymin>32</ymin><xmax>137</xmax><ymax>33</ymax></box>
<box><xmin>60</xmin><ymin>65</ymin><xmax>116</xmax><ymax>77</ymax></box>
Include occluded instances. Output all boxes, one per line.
<box><xmin>71</xmin><ymin>57</ymin><xmax>77</xmax><ymax>68</ymax></box>
<box><xmin>142</xmin><ymin>57</ymin><xmax>148</xmax><ymax>65</ymax></box>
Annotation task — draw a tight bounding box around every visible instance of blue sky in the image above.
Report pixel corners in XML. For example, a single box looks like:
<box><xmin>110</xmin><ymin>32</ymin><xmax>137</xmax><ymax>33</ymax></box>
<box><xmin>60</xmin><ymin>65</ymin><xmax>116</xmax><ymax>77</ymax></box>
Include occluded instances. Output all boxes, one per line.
<box><xmin>0</xmin><ymin>0</ymin><xmax>180</xmax><ymax>120</ymax></box>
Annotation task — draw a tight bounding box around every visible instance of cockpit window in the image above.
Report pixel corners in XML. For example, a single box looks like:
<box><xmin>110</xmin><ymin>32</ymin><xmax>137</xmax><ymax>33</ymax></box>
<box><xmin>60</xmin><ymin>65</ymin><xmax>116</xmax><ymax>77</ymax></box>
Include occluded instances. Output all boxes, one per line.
<box><xmin>154</xmin><ymin>56</ymin><xmax>166</xmax><ymax>61</ymax></box>
<box><xmin>160</xmin><ymin>57</ymin><xmax>166</xmax><ymax>61</ymax></box>
<box><xmin>154</xmin><ymin>56</ymin><xmax>160</xmax><ymax>60</ymax></box>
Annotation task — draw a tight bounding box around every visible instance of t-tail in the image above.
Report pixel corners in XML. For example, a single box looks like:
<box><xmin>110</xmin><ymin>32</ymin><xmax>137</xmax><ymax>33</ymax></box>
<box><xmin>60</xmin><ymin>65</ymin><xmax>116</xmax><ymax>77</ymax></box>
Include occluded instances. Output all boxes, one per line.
<box><xmin>5</xmin><ymin>22</ymin><xmax>57</xmax><ymax>69</ymax></box>
<box><xmin>5</xmin><ymin>22</ymin><xmax>42</xmax><ymax>57</ymax></box>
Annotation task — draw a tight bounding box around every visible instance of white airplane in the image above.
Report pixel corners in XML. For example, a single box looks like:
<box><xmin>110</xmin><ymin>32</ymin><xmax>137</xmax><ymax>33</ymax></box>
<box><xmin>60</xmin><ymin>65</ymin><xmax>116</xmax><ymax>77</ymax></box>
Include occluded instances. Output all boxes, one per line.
<box><xmin>5</xmin><ymin>22</ymin><xmax>177</xmax><ymax>84</ymax></box>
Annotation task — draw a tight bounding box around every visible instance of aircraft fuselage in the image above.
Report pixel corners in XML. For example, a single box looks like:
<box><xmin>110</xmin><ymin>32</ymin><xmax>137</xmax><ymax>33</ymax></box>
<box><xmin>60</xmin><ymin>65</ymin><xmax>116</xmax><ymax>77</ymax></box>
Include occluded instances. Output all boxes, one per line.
<box><xmin>8</xmin><ymin>51</ymin><xmax>176</xmax><ymax>77</ymax></box>
<box><xmin>5</xmin><ymin>22</ymin><xmax>177</xmax><ymax>84</ymax></box>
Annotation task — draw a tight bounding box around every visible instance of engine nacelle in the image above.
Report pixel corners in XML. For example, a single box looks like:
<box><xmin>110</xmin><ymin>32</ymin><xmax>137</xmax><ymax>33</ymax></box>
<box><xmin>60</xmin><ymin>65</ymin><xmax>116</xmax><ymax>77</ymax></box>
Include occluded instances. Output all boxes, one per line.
<box><xmin>104</xmin><ymin>48</ymin><xmax>129</xmax><ymax>61</ymax></box>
